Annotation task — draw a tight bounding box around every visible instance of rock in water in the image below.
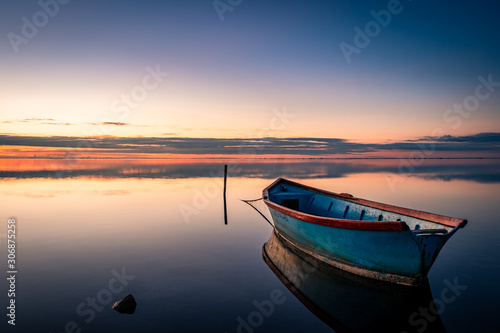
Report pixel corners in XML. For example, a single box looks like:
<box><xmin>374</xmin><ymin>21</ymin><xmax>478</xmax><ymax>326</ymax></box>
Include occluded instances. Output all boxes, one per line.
<box><xmin>112</xmin><ymin>294</ymin><xmax>137</xmax><ymax>314</ymax></box>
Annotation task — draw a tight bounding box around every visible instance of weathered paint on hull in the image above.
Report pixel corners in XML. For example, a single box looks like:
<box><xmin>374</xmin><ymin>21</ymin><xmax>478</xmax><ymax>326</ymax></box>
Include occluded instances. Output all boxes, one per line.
<box><xmin>269</xmin><ymin>207</ymin><xmax>427</xmax><ymax>285</ymax></box>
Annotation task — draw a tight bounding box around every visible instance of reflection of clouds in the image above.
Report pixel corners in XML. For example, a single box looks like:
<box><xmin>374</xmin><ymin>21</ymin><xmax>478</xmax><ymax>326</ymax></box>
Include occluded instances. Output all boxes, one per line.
<box><xmin>414</xmin><ymin>172</ymin><xmax>500</xmax><ymax>183</ymax></box>
<box><xmin>0</xmin><ymin>160</ymin><xmax>499</xmax><ymax>184</ymax></box>
<box><xmin>3</xmin><ymin>189</ymin><xmax>137</xmax><ymax>198</ymax></box>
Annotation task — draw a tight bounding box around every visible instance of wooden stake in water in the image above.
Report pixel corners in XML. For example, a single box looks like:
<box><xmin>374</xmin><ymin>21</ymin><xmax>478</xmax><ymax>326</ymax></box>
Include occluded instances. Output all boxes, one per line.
<box><xmin>224</xmin><ymin>164</ymin><xmax>228</xmax><ymax>225</ymax></box>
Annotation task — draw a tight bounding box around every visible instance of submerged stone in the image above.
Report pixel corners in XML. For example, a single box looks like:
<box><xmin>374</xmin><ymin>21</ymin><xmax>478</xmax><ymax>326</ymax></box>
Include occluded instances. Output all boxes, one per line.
<box><xmin>112</xmin><ymin>294</ymin><xmax>137</xmax><ymax>314</ymax></box>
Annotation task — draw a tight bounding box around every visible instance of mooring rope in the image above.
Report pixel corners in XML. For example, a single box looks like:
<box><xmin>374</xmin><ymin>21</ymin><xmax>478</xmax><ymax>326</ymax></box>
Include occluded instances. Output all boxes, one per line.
<box><xmin>241</xmin><ymin>198</ymin><xmax>274</xmax><ymax>227</ymax></box>
<box><xmin>242</xmin><ymin>197</ymin><xmax>263</xmax><ymax>203</ymax></box>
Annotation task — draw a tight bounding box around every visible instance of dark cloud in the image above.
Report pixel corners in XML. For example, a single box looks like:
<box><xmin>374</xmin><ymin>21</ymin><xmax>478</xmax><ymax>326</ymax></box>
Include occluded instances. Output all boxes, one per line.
<box><xmin>4</xmin><ymin>118</ymin><xmax>71</xmax><ymax>126</ymax></box>
<box><xmin>20</xmin><ymin>118</ymin><xmax>56</xmax><ymax>122</ymax></box>
<box><xmin>3</xmin><ymin>119</ymin><xmax>138</xmax><ymax>127</ymax></box>
<box><xmin>0</xmin><ymin>133</ymin><xmax>499</xmax><ymax>156</ymax></box>
<box><xmin>41</xmin><ymin>122</ymin><xmax>74</xmax><ymax>126</ymax></box>
<box><xmin>412</xmin><ymin>132</ymin><xmax>500</xmax><ymax>144</ymax></box>
<box><xmin>85</xmin><ymin>121</ymin><xmax>131</xmax><ymax>127</ymax></box>
<box><xmin>397</xmin><ymin>133</ymin><xmax>500</xmax><ymax>152</ymax></box>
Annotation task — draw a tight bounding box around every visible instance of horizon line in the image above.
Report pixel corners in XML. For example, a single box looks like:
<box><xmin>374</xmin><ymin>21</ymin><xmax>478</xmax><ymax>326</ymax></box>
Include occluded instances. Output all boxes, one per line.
<box><xmin>1</xmin><ymin>156</ymin><xmax>499</xmax><ymax>160</ymax></box>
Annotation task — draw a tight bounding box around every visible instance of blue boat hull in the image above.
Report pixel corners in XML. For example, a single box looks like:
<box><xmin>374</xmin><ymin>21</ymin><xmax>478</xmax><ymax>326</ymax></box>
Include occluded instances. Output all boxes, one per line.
<box><xmin>263</xmin><ymin>178</ymin><xmax>467</xmax><ymax>285</ymax></box>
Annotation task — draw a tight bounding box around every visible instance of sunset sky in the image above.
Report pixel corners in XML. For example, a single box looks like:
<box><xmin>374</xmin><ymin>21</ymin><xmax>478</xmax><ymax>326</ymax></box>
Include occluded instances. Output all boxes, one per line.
<box><xmin>0</xmin><ymin>0</ymin><xmax>499</xmax><ymax>158</ymax></box>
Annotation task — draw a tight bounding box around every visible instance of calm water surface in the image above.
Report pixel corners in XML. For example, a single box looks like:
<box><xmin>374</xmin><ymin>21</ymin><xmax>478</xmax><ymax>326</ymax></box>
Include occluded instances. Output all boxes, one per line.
<box><xmin>1</xmin><ymin>159</ymin><xmax>499</xmax><ymax>332</ymax></box>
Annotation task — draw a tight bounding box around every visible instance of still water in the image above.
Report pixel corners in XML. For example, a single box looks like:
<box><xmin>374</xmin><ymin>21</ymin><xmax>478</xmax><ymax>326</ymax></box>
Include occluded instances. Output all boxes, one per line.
<box><xmin>1</xmin><ymin>159</ymin><xmax>499</xmax><ymax>332</ymax></box>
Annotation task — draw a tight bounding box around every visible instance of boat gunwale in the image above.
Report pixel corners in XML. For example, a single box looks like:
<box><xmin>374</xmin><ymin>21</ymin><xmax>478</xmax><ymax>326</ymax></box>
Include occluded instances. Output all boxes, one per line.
<box><xmin>263</xmin><ymin>178</ymin><xmax>468</xmax><ymax>231</ymax></box>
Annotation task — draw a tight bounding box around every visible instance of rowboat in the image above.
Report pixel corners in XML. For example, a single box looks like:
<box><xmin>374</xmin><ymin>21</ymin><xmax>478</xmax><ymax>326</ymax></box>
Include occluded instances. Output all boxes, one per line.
<box><xmin>263</xmin><ymin>230</ymin><xmax>446</xmax><ymax>332</ymax></box>
<box><xmin>263</xmin><ymin>178</ymin><xmax>467</xmax><ymax>286</ymax></box>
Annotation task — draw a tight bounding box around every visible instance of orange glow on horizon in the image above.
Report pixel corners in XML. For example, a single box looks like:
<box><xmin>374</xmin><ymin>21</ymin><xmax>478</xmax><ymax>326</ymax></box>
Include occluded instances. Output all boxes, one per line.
<box><xmin>1</xmin><ymin>144</ymin><xmax>498</xmax><ymax>160</ymax></box>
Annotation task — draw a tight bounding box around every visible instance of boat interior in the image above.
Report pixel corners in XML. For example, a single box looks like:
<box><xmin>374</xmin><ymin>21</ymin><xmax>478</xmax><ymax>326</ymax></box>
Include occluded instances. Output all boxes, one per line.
<box><xmin>267</xmin><ymin>183</ymin><xmax>455</xmax><ymax>234</ymax></box>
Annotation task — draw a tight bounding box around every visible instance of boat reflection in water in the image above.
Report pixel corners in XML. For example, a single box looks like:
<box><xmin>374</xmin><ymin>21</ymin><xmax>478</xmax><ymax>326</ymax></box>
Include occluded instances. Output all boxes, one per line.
<box><xmin>263</xmin><ymin>229</ymin><xmax>447</xmax><ymax>333</ymax></box>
